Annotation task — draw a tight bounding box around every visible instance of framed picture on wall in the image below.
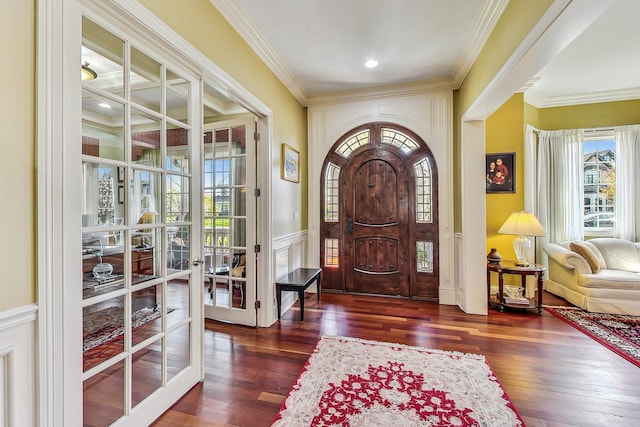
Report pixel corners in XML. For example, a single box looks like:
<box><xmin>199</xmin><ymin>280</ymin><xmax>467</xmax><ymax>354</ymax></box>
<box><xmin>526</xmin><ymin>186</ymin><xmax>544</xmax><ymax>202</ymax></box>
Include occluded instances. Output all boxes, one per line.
<box><xmin>281</xmin><ymin>143</ymin><xmax>300</xmax><ymax>183</ymax></box>
<box><xmin>486</xmin><ymin>152</ymin><xmax>515</xmax><ymax>193</ymax></box>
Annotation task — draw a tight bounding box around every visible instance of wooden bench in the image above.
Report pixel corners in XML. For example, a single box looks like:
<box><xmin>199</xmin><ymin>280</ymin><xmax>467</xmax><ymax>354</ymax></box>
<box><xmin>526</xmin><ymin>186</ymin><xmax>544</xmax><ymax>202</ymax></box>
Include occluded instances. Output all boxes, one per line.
<box><xmin>275</xmin><ymin>268</ymin><xmax>321</xmax><ymax>321</ymax></box>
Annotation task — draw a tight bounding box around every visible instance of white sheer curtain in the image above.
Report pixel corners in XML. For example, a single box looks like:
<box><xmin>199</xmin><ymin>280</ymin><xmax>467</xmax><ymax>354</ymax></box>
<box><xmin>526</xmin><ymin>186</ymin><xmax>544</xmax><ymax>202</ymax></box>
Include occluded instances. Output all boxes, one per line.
<box><xmin>614</xmin><ymin>125</ymin><xmax>640</xmax><ymax>241</ymax></box>
<box><xmin>536</xmin><ymin>129</ymin><xmax>584</xmax><ymax>252</ymax></box>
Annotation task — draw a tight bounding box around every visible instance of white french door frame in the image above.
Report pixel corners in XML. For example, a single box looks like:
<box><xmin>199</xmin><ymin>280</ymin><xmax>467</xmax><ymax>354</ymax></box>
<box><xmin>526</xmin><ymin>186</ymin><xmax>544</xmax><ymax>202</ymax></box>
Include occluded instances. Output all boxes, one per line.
<box><xmin>37</xmin><ymin>1</ymin><xmax>273</xmax><ymax>426</ymax></box>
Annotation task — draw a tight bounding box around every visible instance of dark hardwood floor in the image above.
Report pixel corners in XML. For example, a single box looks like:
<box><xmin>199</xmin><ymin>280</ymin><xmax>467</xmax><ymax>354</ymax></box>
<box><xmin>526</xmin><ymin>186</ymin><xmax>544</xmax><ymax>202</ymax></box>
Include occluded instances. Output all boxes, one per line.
<box><xmin>152</xmin><ymin>292</ymin><xmax>640</xmax><ymax>426</ymax></box>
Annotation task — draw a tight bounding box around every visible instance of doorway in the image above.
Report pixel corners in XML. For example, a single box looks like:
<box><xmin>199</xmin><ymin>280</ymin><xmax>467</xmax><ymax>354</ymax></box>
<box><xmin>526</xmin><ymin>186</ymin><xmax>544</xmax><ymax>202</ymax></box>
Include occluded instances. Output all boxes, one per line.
<box><xmin>320</xmin><ymin>123</ymin><xmax>439</xmax><ymax>300</ymax></box>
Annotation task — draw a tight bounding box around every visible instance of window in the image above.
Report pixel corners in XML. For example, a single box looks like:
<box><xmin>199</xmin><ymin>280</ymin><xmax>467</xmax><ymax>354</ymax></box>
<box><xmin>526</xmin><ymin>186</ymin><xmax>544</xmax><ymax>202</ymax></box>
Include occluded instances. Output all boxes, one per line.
<box><xmin>583</xmin><ymin>133</ymin><xmax>615</xmax><ymax>231</ymax></box>
<box><xmin>335</xmin><ymin>130</ymin><xmax>369</xmax><ymax>157</ymax></box>
<box><xmin>416</xmin><ymin>241</ymin><xmax>433</xmax><ymax>273</ymax></box>
<box><xmin>414</xmin><ymin>158</ymin><xmax>432</xmax><ymax>223</ymax></box>
<box><xmin>324</xmin><ymin>163</ymin><xmax>340</xmax><ymax>222</ymax></box>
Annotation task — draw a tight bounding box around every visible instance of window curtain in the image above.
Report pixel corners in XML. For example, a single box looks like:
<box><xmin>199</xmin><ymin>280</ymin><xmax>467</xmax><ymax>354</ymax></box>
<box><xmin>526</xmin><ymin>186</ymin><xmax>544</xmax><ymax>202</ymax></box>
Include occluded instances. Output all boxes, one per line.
<box><xmin>614</xmin><ymin>125</ymin><xmax>640</xmax><ymax>241</ymax></box>
<box><xmin>536</xmin><ymin>130</ymin><xmax>584</xmax><ymax>254</ymax></box>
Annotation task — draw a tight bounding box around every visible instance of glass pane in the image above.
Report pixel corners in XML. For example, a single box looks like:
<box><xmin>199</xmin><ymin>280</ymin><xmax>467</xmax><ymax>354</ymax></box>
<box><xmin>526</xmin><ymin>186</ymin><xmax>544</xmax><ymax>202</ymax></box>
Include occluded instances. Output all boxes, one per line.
<box><xmin>132</xmin><ymin>284</ymin><xmax>162</xmax><ymax>347</ymax></box>
<box><xmin>335</xmin><ymin>130</ymin><xmax>369</xmax><ymax>157</ymax></box>
<box><xmin>166</xmin><ymin>125</ymin><xmax>190</xmax><ymax>173</ymax></box>
<box><xmin>231</xmin><ymin>219</ymin><xmax>246</xmax><ymax>247</ymax></box>
<box><xmin>324</xmin><ymin>163</ymin><xmax>340</xmax><ymax>222</ymax></box>
<box><xmin>414</xmin><ymin>158</ymin><xmax>433</xmax><ymax>223</ymax></box>
<box><xmin>82</xmin><ymin>233</ymin><xmax>125</xmax><ymax>300</ymax></box>
<box><xmin>168</xmin><ymin>227</ymin><xmax>190</xmax><ymax>272</ymax></box>
<box><xmin>167</xmin><ymin>323</ymin><xmax>190</xmax><ymax>382</ymax></box>
<box><xmin>82</xmin><ymin>17</ymin><xmax>124</xmax><ymax>95</ymax></box>
<box><xmin>167</xmin><ymin>276</ymin><xmax>191</xmax><ymax>329</ymax></box>
<box><xmin>381</xmin><ymin>128</ymin><xmax>419</xmax><ymax>153</ymax></box>
<box><xmin>231</xmin><ymin>280</ymin><xmax>246</xmax><ymax>309</ymax></box>
<box><xmin>166</xmin><ymin>174</ymin><xmax>190</xmax><ymax>223</ymax></box>
<box><xmin>131</xmin><ymin>47</ymin><xmax>161</xmax><ymax>113</ymax></box>
<box><xmin>130</xmin><ymin>169</ymin><xmax>162</xmax><ymax>226</ymax></box>
<box><xmin>325</xmin><ymin>238</ymin><xmax>339</xmax><ymax>267</ymax></box>
<box><xmin>83</xmin><ymin>360</ymin><xmax>125</xmax><ymax>426</ymax></box>
<box><xmin>231</xmin><ymin>157</ymin><xmax>246</xmax><ymax>186</ymax></box>
<box><xmin>83</xmin><ymin>295</ymin><xmax>125</xmax><ymax>372</ymax></box>
<box><xmin>232</xmin><ymin>188</ymin><xmax>246</xmax><ymax>216</ymax></box>
<box><xmin>132</xmin><ymin>338</ymin><xmax>162</xmax><ymax>408</ymax></box>
<box><xmin>82</xmin><ymin>92</ymin><xmax>125</xmax><ymax>161</ymax></box>
<box><xmin>132</xmin><ymin>227</ymin><xmax>161</xmax><ymax>284</ymax></box>
<box><xmin>215</xmin><ymin>129</ymin><xmax>229</xmax><ymax>154</ymax></box>
<box><xmin>212</xmin><ymin>276</ymin><xmax>229</xmax><ymax>308</ymax></box>
<box><xmin>166</xmin><ymin>69</ymin><xmax>189</xmax><ymax>124</ymax></box>
<box><xmin>82</xmin><ymin>161</ymin><xmax>126</xmax><ymax>227</ymax></box>
<box><xmin>131</xmin><ymin>110</ymin><xmax>161</xmax><ymax>167</ymax></box>
<box><xmin>231</xmin><ymin>125</ymin><xmax>246</xmax><ymax>155</ymax></box>
<box><xmin>417</xmin><ymin>241</ymin><xmax>434</xmax><ymax>273</ymax></box>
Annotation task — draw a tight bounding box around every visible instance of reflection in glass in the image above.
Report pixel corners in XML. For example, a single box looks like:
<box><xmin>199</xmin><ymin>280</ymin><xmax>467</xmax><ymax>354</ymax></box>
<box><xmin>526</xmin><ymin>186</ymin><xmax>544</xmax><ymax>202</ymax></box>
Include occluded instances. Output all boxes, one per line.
<box><xmin>83</xmin><ymin>295</ymin><xmax>125</xmax><ymax>372</ymax></box>
<box><xmin>166</xmin><ymin>69</ymin><xmax>189</xmax><ymax>124</ymax></box>
<box><xmin>131</xmin><ymin>47</ymin><xmax>161</xmax><ymax>113</ymax></box>
<box><xmin>82</xmin><ymin>232</ymin><xmax>125</xmax><ymax>301</ymax></box>
<box><xmin>166</xmin><ymin>174</ymin><xmax>190</xmax><ymax>223</ymax></box>
<box><xmin>231</xmin><ymin>125</ymin><xmax>246</xmax><ymax>155</ymax></box>
<box><xmin>132</xmin><ymin>284</ymin><xmax>162</xmax><ymax>347</ymax></box>
<box><xmin>83</xmin><ymin>359</ymin><xmax>125</xmax><ymax>426</ymax></box>
<box><xmin>131</xmin><ymin>110</ymin><xmax>161</xmax><ymax>167</ymax></box>
<box><xmin>167</xmin><ymin>276</ymin><xmax>190</xmax><ymax>329</ymax></box>
<box><xmin>231</xmin><ymin>219</ymin><xmax>246</xmax><ymax>247</ymax></box>
<box><xmin>82</xmin><ymin>161</ymin><xmax>126</xmax><ymax>227</ymax></box>
<box><xmin>231</xmin><ymin>157</ymin><xmax>246</xmax><ymax>185</ymax></box>
<box><xmin>232</xmin><ymin>188</ymin><xmax>246</xmax><ymax>216</ymax></box>
<box><xmin>130</xmin><ymin>169</ymin><xmax>162</xmax><ymax>226</ymax></box>
<box><xmin>166</xmin><ymin>124</ymin><xmax>190</xmax><ymax>173</ymax></box>
<box><xmin>167</xmin><ymin>227</ymin><xmax>190</xmax><ymax>272</ymax></box>
<box><xmin>82</xmin><ymin>16</ymin><xmax>124</xmax><ymax>95</ymax></box>
<box><xmin>132</xmin><ymin>227</ymin><xmax>162</xmax><ymax>284</ymax></box>
<box><xmin>167</xmin><ymin>323</ymin><xmax>190</xmax><ymax>382</ymax></box>
<box><xmin>132</xmin><ymin>339</ymin><xmax>162</xmax><ymax>408</ymax></box>
<box><xmin>82</xmin><ymin>91</ymin><xmax>125</xmax><ymax>161</ymax></box>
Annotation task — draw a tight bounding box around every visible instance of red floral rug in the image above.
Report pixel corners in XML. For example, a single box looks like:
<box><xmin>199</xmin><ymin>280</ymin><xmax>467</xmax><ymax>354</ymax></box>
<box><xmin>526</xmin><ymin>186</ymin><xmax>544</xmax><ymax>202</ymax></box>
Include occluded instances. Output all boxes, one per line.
<box><xmin>545</xmin><ymin>306</ymin><xmax>640</xmax><ymax>368</ymax></box>
<box><xmin>272</xmin><ymin>336</ymin><xmax>524</xmax><ymax>426</ymax></box>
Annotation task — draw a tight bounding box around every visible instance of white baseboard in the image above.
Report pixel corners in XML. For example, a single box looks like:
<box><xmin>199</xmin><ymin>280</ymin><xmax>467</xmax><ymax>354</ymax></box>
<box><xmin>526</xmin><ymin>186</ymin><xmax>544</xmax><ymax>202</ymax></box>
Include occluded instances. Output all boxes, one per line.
<box><xmin>0</xmin><ymin>304</ymin><xmax>38</xmax><ymax>427</ymax></box>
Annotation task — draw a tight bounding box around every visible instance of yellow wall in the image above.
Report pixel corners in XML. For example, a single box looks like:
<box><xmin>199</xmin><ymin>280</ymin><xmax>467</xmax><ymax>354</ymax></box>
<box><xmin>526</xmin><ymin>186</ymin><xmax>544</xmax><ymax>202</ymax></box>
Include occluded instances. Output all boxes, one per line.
<box><xmin>454</xmin><ymin>0</ymin><xmax>553</xmax><ymax>231</ymax></box>
<box><xmin>0</xmin><ymin>0</ymin><xmax>35</xmax><ymax>311</ymax></box>
<box><xmin>538</xmin><ymin>99</ymin><xmax>640</xmax><ymax>130</ymax></box>
<box><xmin>485</xmin><ymin>94</ymin><xmax>526</xmax><ymax>261</ymax></box>
<box><xmin>138</xmin><ymin>0</ymin><xmax>308</xmax><ymax>235</ymax></box>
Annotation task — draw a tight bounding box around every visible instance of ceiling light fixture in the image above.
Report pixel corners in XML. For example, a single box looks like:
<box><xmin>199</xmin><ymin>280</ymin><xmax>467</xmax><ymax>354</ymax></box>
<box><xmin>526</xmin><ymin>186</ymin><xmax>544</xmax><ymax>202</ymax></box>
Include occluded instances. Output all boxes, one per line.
<box><xmin>364</xmin><ymin>59</ymin><xmax>379</xmax><ymax>68</ymax></box>
<box><xmin>82</xmin><ymin>62</ymin><xmax>97</xmax><ymax>81</ymax></box>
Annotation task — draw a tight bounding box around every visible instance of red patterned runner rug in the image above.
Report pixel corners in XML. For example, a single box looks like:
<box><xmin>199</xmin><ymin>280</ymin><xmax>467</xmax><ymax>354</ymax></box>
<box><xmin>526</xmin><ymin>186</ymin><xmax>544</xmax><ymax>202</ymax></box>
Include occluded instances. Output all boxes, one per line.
<box><xmin>545</xmin><ymin>306</ymin><xmax>640</xmax><ymax>368</ymax></box>
<box><xmin>272</xmin><ymin>336</ymin><xmax>524</xmax><ymax>426</ymax></box>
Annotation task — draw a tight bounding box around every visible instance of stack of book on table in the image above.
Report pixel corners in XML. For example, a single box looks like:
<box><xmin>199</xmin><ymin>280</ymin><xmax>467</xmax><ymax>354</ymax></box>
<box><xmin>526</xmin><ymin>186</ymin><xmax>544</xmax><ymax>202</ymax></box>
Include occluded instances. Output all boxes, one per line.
<box><xmin>503</xmin><ymin>296</ymin><xmax>529</xmax><ymax>305</ymax></box>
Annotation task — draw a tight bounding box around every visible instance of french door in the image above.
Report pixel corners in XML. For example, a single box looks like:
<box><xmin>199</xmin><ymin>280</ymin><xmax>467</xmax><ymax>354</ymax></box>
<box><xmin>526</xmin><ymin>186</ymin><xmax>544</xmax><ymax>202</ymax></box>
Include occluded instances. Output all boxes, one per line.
<box><xmin>70</xmin><ymin>9</ymin><xmax>203</xmax><ymax>426</ymax></box>
<box><xmin>203</xmin><ymin>117</ymin><xmax>257</xmax><ymax>326</ymax></box>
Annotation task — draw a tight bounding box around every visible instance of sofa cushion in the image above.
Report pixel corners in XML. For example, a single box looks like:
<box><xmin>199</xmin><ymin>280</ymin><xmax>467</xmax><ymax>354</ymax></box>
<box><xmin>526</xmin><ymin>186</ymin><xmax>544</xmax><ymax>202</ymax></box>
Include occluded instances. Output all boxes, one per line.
<box><xmin>570</xmin><ymin>241</ymin><xmax>604</xmax><ymax>273</ymax></box>
<box><xmin>590</xmin><ymin>238</ymin><xmax>640</xmax><ymax>273</ymax></box>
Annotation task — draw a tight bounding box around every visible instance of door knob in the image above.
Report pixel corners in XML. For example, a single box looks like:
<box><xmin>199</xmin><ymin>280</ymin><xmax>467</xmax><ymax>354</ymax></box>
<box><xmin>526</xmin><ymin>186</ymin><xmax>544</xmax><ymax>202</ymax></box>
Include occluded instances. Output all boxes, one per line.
<box><xmin>192</xmin><ymin>257</ymin><xmax>204</xmax><ymax>266</ymax></box>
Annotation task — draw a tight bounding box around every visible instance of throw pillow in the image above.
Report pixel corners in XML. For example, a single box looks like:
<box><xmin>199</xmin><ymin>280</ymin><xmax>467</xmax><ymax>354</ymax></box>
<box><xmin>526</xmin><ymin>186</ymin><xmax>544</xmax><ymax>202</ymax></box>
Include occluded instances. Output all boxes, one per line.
<box><xmin>570</xmin><ymin>241</ymin><xmax>603</xmax><ymax>273</ymax></box>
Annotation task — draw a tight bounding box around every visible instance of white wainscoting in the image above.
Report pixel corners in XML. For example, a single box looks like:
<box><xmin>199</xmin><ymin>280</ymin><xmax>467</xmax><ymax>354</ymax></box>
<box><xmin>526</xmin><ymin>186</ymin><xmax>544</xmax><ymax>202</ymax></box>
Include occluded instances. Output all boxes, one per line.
<box><xmin>0</xmin><ymin>304</ymin><xmax>37</xmax><ymax>427</ymax></box>
<box><xmin>272</xmin><ymin>231</ymin><xmax>308</xmax><ymax>323</ymax></box>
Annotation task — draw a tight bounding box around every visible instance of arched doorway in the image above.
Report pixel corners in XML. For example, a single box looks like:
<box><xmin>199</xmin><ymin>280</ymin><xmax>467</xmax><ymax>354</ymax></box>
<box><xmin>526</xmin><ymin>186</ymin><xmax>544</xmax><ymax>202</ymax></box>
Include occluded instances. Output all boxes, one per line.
<box><xmin>320</xmin><ymin>123</ymin><xmax>439</xmax><ymax>300</ymax></box>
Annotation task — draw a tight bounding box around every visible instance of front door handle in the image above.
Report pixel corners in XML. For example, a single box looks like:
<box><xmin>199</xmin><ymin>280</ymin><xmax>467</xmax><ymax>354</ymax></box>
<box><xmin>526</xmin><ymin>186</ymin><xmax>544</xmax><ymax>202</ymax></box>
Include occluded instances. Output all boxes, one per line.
<box><xmin>192</xmin><ymin>257</ymin><xmax>204</xmax><ymax>266</ymax></box>
<box><xmin>347</xmin><ymin>217</ymin><xmax>354</xmax><ymax>234</ymax></box>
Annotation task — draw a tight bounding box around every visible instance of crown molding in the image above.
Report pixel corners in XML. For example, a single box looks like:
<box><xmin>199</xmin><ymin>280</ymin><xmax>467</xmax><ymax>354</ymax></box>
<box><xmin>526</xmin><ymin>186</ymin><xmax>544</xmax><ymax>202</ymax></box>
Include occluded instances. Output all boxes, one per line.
<box><xmin>210</xmin><ymin>0</ymin><xmax>308</xmax><ymax>106</ymax></box>
<box><xmin>526</xmin><ymin>87</ymin><xmax>640</xmax><ymax>108</ymax></box>
<box><xmin>451</xmin><ymin>0</ymin><xmax>510</xmax><ymax>89</ymax></box>
<box><xmin>306</xmin><ymin>77</ymin><xmax>455</xmax><ymax>106</ymax></box>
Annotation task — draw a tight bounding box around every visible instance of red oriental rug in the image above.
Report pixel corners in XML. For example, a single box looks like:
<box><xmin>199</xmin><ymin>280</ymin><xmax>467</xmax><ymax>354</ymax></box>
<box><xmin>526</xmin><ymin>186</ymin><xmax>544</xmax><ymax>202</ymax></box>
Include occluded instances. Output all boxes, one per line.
<box><xmin>272</xmin><ymin>336</ymin><xmax>524</xmax><ymax>426</ymax></box>
<box><xmin>545</xmin><ymin>306</ymin><xmax>640</xmax><ymax>368</ymax></box>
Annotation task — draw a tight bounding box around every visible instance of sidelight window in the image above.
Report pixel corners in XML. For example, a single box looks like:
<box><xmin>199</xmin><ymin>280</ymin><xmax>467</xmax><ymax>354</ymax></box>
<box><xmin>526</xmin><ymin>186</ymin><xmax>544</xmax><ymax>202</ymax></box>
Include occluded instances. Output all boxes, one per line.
<box><xmin>324</xmin><ymin>163</ymin><xmax>340</xmax><ymax>222</ymax></box>
<box><xmin>414</xmin><ymin>158</ymin><xmax>432</xmax><ymax>223</ymax></box>
<box><xmin>325</xmin><ymin>238</ymin><xmax>339</xmax><ymax>267</ymax></box>
<box><xmin>416</xmin><ymin>241</ymin><xmax>434</xmax><ymax>273</ymax></box>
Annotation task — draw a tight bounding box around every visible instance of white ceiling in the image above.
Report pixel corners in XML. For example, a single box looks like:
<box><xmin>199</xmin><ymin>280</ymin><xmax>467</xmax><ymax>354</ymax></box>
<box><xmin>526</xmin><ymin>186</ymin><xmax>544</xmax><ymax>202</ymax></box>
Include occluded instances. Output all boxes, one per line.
<box><xmin>213</xmin><ymin>0</ymin><xmax>640</xmax><ymax>108</ymax></box>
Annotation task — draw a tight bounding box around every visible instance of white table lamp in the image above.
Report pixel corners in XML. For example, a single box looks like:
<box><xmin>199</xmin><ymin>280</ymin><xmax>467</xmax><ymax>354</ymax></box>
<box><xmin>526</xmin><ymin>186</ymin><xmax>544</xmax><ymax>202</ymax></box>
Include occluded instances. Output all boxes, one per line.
<box><xmin>498</xmin><ymin>211</ymin><xmax>546</xmax><ymax>267</ymax></box>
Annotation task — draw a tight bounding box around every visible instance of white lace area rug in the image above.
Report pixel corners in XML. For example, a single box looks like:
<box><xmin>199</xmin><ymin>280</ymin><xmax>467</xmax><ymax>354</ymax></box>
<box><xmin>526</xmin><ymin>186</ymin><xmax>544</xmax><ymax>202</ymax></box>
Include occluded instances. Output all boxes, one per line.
<box><xmin>272</xmin><ymin>336</ymin><xmax>524</xmax><ymax>427</ymax></box>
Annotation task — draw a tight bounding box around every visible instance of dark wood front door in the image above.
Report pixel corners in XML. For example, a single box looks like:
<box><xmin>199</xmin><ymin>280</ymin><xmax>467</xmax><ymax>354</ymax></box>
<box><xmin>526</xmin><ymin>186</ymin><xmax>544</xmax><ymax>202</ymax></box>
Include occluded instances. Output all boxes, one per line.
<box><xmin>320</xmin><ymin>123</ymin><xmax>439</xmax><ymax>300</ymax></box>
<box><xmin>345</xmin><ymin>150</ymin><xmax>409</xmax><ymax>296</ymax></box>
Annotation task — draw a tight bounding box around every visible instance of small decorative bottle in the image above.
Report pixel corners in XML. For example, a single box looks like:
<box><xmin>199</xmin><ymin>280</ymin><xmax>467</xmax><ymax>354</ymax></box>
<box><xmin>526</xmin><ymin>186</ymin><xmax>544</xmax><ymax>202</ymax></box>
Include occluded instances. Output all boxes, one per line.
<box><xmin>487</xmin><ymin>248</ymin><xmax>502</xmax><ymax>264</ymax></box>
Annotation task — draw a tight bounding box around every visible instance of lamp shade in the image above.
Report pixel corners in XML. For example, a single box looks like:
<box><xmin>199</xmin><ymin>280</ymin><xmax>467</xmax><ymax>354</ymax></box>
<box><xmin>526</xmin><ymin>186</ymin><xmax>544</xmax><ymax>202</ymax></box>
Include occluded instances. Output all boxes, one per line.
<box><xmin>498</xmin><ymin>212</ymin><xmax>546</xmax><ymax>237</ymax></box>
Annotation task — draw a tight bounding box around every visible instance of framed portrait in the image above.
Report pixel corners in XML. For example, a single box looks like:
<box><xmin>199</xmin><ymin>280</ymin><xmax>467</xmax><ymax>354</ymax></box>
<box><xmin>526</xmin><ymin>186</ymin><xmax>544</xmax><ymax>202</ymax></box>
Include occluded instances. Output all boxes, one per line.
<box><xmin>281</xmin><ymin>143</ymin><xmax>300</xmax><ymax>183</ymax></box>
<box><xmin>486</xmin><ymin>152</ymin><xmax>515</xmax><ymax>193</ymax></box>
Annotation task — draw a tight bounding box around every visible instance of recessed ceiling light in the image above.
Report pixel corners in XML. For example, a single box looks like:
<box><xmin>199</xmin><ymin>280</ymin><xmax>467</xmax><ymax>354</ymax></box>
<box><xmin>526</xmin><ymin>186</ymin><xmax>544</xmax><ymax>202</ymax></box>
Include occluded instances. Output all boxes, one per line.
<box><xmin>364</xmin><ymin>59</ymin><xmax>379</xmax><ymax>68</ymax></box>
<box><xmin>98</xmin><ymin>102</ymin><xmax>111</xmax><ymax>109</ymax></box>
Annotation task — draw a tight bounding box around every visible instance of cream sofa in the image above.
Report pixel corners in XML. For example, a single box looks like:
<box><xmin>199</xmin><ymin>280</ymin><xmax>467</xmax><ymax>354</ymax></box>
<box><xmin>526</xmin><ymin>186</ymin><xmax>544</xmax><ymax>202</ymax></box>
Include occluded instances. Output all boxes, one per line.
<box><xmin>543</xmin><ymin>238</ymin><xmax>640</xmax><ymax>315</ymax></box>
